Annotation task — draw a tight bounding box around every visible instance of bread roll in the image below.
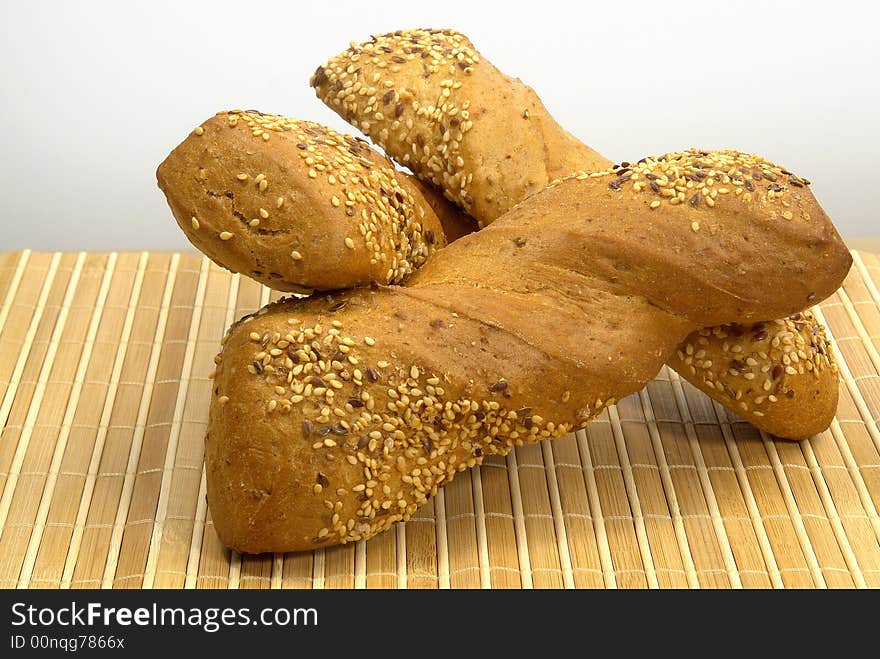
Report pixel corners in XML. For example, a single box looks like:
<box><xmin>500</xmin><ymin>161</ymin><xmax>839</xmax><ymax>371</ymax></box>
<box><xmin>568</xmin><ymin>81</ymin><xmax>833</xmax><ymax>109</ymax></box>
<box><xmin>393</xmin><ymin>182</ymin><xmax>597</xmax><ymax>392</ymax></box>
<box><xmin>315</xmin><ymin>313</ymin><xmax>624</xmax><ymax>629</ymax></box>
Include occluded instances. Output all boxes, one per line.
<box><xmin>157</xmin><ymin>110</ymin><xmax>446</xmax><ymax>292</ymax></box>
<box><xmin>206</xmin><ymin>150</ymin><xmax>851</xmax><ymax>552</ymax></box>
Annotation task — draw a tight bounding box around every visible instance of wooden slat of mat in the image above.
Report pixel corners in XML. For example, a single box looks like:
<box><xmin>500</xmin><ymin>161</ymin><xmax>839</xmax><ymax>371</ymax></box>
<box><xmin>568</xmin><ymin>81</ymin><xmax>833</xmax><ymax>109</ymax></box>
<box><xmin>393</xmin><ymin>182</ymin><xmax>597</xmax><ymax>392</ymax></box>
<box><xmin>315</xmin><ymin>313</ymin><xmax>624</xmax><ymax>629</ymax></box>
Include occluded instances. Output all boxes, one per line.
<box><xmin>150</xmin><ymin>261</ymin><xmax>233</xmax><ymax>587</ymax></box>
<box><xmin>0</xmin><ymin>252</ymin><xmax>42</xmax><ymax>412</ymax></box>
<box><xmin>479</xmin><ymin>455</ymin><xmax>522</xmax><ymax>588</ymax></box>
<box><xmin>811</xmin><ymin>301</ymin><xmax>880</xmax><ymax>586</ymax></box>
<box><xmin>584</xmin><ymin>413</ymin><xmax>650</xmax><ymax>588</ymax></box>
<box><xmin>815</xmin><ymin>299</ymin><xmax>880</xmax><ymax>518</ymax></box>
<box><xmin>772</xmin><ymin>439</ymin><xmax>859</xmax><ymax>588</ymax></box>
<box><xmin>13</xmin><ymin>254</ymin><xmax>118</xmax><ymax>587</ymax></box>
<box><xmin>646</xmin><ymin>387</ymin><xmax>730</xmax><ymax>588</ymax></box>
<box><xmin>399</xmin><ymin>500</ymin><xmax>438</xmax><ymax>589</ymax></box>
<box><xmin>0</xmin><ymin>251</ymin><xmax>28</xmax><ymax>309</ymax></box>
<box><xmin>0</xmin><ymin>251</ymin><xmax>31</xmax><ymax>352</ymax></box>
<box><xmin>0</xmin><ymin>254</ymin><xmax>71</xmax><ymax>529</ymax></box>
<box><xmin>0</xmin><ymin>253</ymin><xmax>90</xmax><ymax>587</ymax></box>
<box><xmin>26</xmin><ymin>253</ymin><xmax>145</xmax><ymax>588</ymax></box>
<box><xmin>513</xmin><ymin>442</ymin><xmax>566</xmax><ymax>588</ymax></box>
<box><xmin>547</xmin><ymin>435</ymin><xmax>605</xmax><ymax>588</ymax></box>
<box><xmin>362</xmin><ymin>520</ymin><xmax>394</xmax><ymax>588</ymax></box>
<box><xmin>720</xmin><ymin>418</ymin><xmax>816</xmax><ymax>588</ymax></box>
<box><xmin>443</xmin><ymin>460</ymin><xmax>481</xmax><ymax>588</ymax></box>
<box><xmin>0</xmin><ymin>253</ymin><xmax>62</xmax><ymax>482</ymax></box>
<box><xmin>470</xmin><ymin>464</ymin><xmax>492</xmax><ymax>587</ymax></box>
<box><xmin>540</xmin><ymin>439</ymin><xmax>575</xmax><ymax>588</ymax></box>
<box><xmin>109</xmin><ymin>254</ymin><xmax>202</xmax><ymax>588</ymax></box>
<box><xmin>616</xmin><ymin>394</ymin><xmax>691</xmax><ymax>588</ymax></box>
<box><xmin>67</xmin><ymin>254</ymin><xmax>176</xmax><ymax>587</ymax></box>
<box><xmin>845</xmin><ymin>257</ymin><xmax>880</xmax><ymax>372</ymax></box>
<box><xmin>645</xmin><ymin>374</ymin><xmax>741</xmax><ymax>588</ymax></box>
<box><xmin>668</xmin><ymin>373</ymin><xmax>769</xmax><ymax>588</ymax></box>
<box><xmin>807</xmin><ymin>424</ymin><xmax>880</xmax><ymax>587</ymax></box>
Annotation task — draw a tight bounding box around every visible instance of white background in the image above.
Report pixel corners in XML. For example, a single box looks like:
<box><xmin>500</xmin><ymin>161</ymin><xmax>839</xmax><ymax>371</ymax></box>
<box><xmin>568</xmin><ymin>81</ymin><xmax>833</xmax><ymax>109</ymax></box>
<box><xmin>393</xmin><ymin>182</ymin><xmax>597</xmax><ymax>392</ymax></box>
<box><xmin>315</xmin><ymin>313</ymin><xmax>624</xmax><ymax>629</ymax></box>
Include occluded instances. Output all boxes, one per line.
<box><xmin>1</xmin><ymin>0</ymin><xmax>878</xmax><ymax>250</ymax></box>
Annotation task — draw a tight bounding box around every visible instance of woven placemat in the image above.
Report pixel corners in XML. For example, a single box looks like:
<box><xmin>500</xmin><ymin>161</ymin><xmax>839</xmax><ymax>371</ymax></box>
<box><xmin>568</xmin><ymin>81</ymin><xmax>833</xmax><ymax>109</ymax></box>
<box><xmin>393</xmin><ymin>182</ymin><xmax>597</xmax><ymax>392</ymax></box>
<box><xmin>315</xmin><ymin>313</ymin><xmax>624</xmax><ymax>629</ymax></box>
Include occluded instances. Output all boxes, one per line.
<box><xmin>0</xmin><ymin>249</ymin><xmax>878</xmax><ymax>589</ymax></box>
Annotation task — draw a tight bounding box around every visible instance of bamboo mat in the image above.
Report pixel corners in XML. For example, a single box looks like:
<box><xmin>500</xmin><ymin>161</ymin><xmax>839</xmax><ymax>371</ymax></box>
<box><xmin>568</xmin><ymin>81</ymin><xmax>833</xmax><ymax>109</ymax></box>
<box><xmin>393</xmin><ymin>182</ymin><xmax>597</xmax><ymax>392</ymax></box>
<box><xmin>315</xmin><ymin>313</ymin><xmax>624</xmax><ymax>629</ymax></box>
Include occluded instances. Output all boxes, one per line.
<box><xmin>0</xmin><ymin>249</ymin><xmax>879</xmax><ymax>590</ymax></box>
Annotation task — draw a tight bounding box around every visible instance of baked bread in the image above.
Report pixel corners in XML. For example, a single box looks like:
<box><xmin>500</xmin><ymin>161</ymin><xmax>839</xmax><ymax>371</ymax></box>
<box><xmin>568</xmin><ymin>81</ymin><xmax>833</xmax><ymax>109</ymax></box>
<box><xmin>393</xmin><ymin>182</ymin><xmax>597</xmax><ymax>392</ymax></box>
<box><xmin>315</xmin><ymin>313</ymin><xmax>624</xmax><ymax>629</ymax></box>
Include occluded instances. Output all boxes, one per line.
<box><xmin>206</xmin><ymin>150</ymin><xmax>851</xmax><ymax>552</ymax></box>
<box><xmin>311</xmin><ymin>28</ymin><xmax>612</xmax><ymax>225</ymax></box>
<box><xmin>409</xmin><ymin>177</ymin><xmax>478</xmax><ymax>242</ymax></box>
<box><xmin>669</xmin><ymin>311</ymin><xmax>837</xmax><ymax>439</ymax></box>
<box><xmin>312</xmin><ymin>30</ymin><xmax>845</xmax><ymax>438</ymax></box>
<box><xmin>157</xmin><ymin>110</ymin><xmax>447</xmax><ymax>292</ymax></box>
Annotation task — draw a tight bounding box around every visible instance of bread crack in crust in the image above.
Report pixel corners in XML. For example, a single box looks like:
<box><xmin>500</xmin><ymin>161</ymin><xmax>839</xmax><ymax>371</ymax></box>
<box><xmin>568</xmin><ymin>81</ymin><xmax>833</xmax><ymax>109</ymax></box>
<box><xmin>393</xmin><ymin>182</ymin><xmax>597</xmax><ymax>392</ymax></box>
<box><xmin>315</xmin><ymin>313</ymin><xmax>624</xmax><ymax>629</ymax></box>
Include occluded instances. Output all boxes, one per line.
<box><xmin>207</xmin><ymin>154</ymin><xmax>850</xmax><ymax>552</ymax></box>
<box><xmin>157</xmin><ymin>110</ymin><xmax>447</xmax><ymax>291</ymax></box>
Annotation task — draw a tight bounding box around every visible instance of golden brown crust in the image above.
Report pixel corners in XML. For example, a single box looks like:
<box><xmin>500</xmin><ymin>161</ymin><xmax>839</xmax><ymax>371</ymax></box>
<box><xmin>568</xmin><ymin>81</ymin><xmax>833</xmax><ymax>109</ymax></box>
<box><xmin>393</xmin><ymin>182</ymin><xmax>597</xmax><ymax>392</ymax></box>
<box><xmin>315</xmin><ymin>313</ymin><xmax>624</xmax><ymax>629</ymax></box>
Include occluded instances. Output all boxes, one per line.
<box><xmin>669</xmin><ymin>311</ymin><xmax>838</xmax><ymax>439</ymax></box>
<box><xmin>409</xmin><ymin>178</ymin><xmax>478</xmax><ymax>242</ymax></box>
<box><xmin>207</xmin><ymin>153</ymin><xmax>850</xmax><ymax>553</ymax></box>
<box><xmin>311</xmin><ymin>28</ymin><xmax>612</xmax><ymax>226</ymax></box>
<box><xmin>157</xmin><ymin>111</ymin><xmax>446</xmax><ymax>292</ymax></box>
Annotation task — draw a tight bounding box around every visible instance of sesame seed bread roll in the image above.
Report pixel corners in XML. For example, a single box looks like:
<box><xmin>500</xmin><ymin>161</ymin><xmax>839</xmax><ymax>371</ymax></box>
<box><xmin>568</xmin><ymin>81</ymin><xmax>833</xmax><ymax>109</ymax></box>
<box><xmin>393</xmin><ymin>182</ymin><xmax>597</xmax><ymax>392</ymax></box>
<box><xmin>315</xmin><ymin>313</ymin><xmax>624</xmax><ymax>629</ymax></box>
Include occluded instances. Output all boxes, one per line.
<box><xmin>311</xmin><ymin>28</ymin><xmax>612</xmax><ymax>226</ymax></box>
<box><xmin>206</xmin><ymin>150</ymin><xmax>850</xmax><ymax>552</ymax></box>
<box><xmin>157</xmin><ymin>110</ymin><xmax>446</xmax><ymax>292</ymax></box>
<box><xmin>670</xmin><ymin>312</ymin><xmax>838</xmax><ymax>439</ymax></box>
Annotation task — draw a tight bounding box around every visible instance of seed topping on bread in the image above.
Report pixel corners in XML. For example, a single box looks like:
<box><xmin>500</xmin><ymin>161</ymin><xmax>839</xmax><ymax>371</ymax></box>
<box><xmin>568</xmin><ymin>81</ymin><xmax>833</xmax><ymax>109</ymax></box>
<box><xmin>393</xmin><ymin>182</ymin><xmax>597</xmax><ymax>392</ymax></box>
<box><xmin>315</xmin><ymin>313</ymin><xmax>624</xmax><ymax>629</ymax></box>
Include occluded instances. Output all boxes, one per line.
<box><xmin>553</xmin><ymin>149</ymin><xmax>813</xmax><ymax>226</ymax></box>
<box><xmin>211</xmin><ymin>298</ymin><xmax>607</xmax><ymax>546</ymax></box>
<box><xmin>312</xmin><ymin>29</ymin><xmax>480</xmax><ymax>213</ymax></box>
<box><xmin>212</xmin><ymin>110</ymin><xmax>439</xmax><ymax>282</ymax></box>
<box><xmin>676</xmin><ymin>310</ymin><xmax>836</xmax><ymax>415</ymax></box>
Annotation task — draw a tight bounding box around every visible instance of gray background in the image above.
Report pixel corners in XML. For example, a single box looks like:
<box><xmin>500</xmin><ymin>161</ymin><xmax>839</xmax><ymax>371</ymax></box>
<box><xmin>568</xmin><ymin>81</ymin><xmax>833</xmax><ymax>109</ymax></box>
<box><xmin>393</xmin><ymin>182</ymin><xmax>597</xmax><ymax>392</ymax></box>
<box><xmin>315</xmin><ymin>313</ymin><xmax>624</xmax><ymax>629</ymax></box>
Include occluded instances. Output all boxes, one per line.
<box><xmin>2</xmin><ymin>0</ymin><xmax>878</xmax><ymax>250</ymax></box>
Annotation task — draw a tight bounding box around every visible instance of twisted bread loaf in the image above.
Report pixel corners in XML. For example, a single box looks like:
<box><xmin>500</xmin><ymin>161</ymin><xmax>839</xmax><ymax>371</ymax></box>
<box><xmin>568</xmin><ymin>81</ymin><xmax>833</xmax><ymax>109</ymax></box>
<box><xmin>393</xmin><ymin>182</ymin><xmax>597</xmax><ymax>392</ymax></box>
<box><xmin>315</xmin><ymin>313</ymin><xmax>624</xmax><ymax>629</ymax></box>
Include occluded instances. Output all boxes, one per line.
<box><xmin>157</xmin><ymin>110</ymin><xmax>452</xmax><ymax>292</ymax></box>
<box><xmin>312</xmin><ymin>29</ymin><xmax>844</xmax><ymax>438</ymax></box>
<box><xmin>207</xmin><ymin>149</ymin><xmax>850</xmax><ymax>552</ymax></box>
<box><xmin>311</xmin><ymin>28</ymin><xmax>611</xmax><ymax>225</ymax></box>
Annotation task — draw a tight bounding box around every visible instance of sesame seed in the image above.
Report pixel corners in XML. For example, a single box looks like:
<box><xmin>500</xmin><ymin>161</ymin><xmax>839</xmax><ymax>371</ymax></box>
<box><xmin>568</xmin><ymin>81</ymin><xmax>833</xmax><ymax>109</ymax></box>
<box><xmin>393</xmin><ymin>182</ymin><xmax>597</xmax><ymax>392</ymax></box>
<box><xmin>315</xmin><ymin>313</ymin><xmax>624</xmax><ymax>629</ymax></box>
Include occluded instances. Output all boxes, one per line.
<box><xmin>194</xmin><ymin>126</ymin><xmax>204</xmax><ymax>136</ymax></box>
<box><xmin>236</xmin><ymin>173</ymin><xmax>248</xmax><ymax>180</ymax></box>
<box><xmin>219</xmin><ymin>231</ymin><xmax>233</xmax><ymax>241</ymax></box>
<box><xmin>190</xmin><ymin>217</ymin><xmax>199</xmax><ymax>230</ymax></box>
<box><xmin>345</xmin><ymin>237</ymin><xmax>355</xmax><ymax>249</ymax></box>
<box><xmin>259</xmin><ymin>208</ymin><xmax>269</xmax><ymax>219</ymax></box>
<box><xmin>364</xmin><ymin>336</ymin><xmax>375</xmax><ymax>346</ymax></box>
<box><xmin>290</xmin><ymin>250</ymin><xmax>303</xmax><ymax>261</ymax></box>
<box><xmin>649</xmin><ymin>200</ymin><xmax>661</xmax><ymax>209</ymax></box>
